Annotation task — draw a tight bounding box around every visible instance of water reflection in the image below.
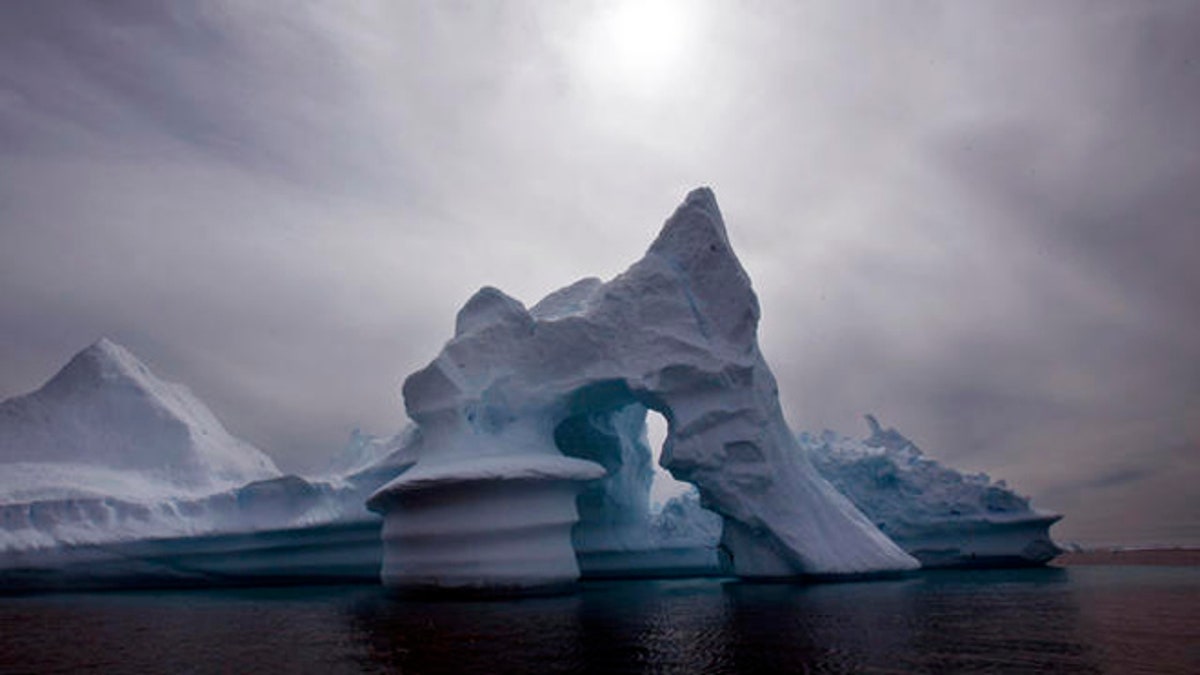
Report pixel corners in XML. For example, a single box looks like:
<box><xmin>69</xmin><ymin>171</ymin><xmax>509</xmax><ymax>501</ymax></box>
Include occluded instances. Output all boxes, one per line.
<box><xmin>347</xmin><ymin>591</ymin><xmax>586</xmax><ymax>673</ymax></box>
<box><xmin>346</xmin><ymin>569</ymin><xmax>1120</xmax><ymax>673</ymax></box>
<box><xmin>718</xmin><ymin>569</ymin><xmax>1101</xmax><ymax>673</ymax></box>
<box><xmin>3</xmin><ymin>568</ymin><xmax>1191</xmax><ymax>673</ymax></box>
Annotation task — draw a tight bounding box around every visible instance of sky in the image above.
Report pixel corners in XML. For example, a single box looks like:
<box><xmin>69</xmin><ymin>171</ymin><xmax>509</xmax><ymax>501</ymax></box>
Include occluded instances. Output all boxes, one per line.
<box><xmin>1</xmin><ymin>1</ymin><xmax>1197</xmax><ymax>547</ymax></box>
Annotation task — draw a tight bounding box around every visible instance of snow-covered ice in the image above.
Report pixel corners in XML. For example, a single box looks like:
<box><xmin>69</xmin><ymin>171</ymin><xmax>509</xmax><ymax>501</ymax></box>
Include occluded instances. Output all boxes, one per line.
<box><xmin>0</xmin><ymin>342</ymin><xmax>414</xmax><ymax>585</ymax></box>
<box><xmin>610</xmin><ymin>414</ymin><xmax>1064</xmax><ymax>570</ymax></box>
<box><xmin>804</xmin><ymin>415</ymin><xmax>1061</xmax><ymax>567</ymax></box>
<box><xmin>368</xmin><ymin>187</ymin><xmax>918</xmax><ymax>590</ymax></box>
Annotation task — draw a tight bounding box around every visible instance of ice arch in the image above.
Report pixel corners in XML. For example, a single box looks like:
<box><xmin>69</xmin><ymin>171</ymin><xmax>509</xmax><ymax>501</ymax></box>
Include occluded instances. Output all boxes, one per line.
<box><xmin>554</xmin><ymin>398</ymin><xmax>657</xmax><ymax>557</ymax></box>
<box><xmin>367</xmin><ymin>188</ymin><xmax>918</xmax><ymax>591</ymax></box>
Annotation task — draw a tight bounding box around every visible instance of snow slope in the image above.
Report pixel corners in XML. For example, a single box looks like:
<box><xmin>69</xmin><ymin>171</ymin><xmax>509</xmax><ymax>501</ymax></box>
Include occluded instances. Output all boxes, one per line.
<box><xmin>0</xmin><ymin>426</ymin><xmax>420</xmax><ymax>587</ymax></box>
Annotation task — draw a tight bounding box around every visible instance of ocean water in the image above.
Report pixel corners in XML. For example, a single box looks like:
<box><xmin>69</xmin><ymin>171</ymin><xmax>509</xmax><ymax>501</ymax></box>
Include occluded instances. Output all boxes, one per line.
<box><xmin>0</xmin><ymin>566</ymin><xmax>1196</xmax><ymax>674</ymax></box>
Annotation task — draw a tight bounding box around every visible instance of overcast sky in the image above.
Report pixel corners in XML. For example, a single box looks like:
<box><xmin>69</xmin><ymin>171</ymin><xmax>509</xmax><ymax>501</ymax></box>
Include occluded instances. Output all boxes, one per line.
<box><xmin>1</xmin><ymin>1</ymin><xmax>1197</xmax><ymax>546</ymax></box>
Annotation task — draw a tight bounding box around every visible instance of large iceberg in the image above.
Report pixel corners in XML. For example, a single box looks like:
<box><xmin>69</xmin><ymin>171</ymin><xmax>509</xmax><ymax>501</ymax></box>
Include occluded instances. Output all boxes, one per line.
<box><xmin>804</xmin><ymin>415</ymin><xmax>1062</xmax><ymax>567</ymax></box>
<box><xmin>367</xmin><ymin>188</ymin><xmax>919</xmax><ymax>591</ymax></box>
<box><xmin>0</xmin><ymin>191</ymin><xmax>1061</xmax><ymax>592</ymax></box>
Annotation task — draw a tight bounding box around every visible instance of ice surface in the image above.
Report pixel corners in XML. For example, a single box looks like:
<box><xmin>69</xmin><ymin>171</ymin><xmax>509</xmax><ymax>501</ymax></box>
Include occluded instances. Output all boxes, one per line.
<box><xmin>368</xmin><ymin>188</ymin><xmax>918</xmax><ymax>590</ymax></box>
<box><xmin>0</xmin><ymin>424</ymin><xmax>418</xmax><ymax>586</ymax></box>
<box><xmin>804</xmin><ymin>415</ymin><xmax>1062</xmax><ymax>567</ymax></box>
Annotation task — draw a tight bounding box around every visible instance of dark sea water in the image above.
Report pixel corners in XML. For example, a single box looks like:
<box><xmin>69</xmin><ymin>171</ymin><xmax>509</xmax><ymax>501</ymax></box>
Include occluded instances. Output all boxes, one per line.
<box><xmin>0</xmin><ymin>566</ymin><xmax>1196</xmax><ymax>674</ymax></box>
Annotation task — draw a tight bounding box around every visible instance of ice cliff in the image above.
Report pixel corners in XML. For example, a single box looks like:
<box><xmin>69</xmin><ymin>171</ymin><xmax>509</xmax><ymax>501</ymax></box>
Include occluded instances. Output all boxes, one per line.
<box><xmin>804</xmin><ymin>415</ymin><xmax>1061</xmax><ymax>567</ymax></box>
<box><xmin>367</xmin><ymin>187</ymin><xmax>919</xmax><ymax>591</ymax></box>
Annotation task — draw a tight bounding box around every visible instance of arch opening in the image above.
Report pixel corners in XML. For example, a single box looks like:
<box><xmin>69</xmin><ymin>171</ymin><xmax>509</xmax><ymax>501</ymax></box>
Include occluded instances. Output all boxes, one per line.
<box><xmin>646</xmin><ymin>410</ymin><xmax>694</xmax><ymax>513</ymax></box>
<box><xmin>552</xmin><ymin>393</ymin><xmax>723</xmax><ymax>578</ymax></box>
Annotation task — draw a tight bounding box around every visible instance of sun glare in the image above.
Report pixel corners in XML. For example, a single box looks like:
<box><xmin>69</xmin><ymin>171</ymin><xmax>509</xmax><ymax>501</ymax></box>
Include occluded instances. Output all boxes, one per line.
<box><xmin>576</xmin><ymin>0</ymin><xmax>696</xmax><ymax>95</ymax></box>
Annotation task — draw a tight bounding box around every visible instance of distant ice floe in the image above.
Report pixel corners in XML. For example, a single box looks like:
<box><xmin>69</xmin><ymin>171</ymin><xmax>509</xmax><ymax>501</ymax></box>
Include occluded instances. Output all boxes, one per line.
<box><xmin>804</xmin><ymin>415</ymin><xmax>1061</xmax><ymax>567</ymax></box>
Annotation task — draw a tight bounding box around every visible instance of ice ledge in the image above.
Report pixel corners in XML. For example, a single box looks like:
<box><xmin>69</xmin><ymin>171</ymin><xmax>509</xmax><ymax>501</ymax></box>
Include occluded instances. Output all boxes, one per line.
<box><xmin>367</xmin><ymin>455</ymin><xmax>604</xmax><ymax>505</ymax></box>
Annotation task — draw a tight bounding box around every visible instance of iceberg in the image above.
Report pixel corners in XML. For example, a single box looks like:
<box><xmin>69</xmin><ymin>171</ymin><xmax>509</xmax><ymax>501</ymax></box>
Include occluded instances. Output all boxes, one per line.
<box><xmin>367</xmin><ymin>187</ymin><xmax>919</xmax><ymax>591</ymax></box>
<box><xmin>0</xmin><ymin>192</ymin><xmax>1061</xmax><ymax>592</ymax></box>
<box><xmin>0</xmin><ymin>341</ymin><xmax>414</xmax><ymax>588</ymax></box>
<box><xmin>804</xmin><ymin>415</ymin><xmax>1062</xmax><ymax>567</ymax></box>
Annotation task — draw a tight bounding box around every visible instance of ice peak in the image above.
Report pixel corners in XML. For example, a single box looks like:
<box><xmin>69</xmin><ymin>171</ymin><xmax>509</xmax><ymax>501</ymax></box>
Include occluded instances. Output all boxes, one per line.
<box><xmin>454</xmin><ymin>286</ymin><xmax>532</xmax><ymax>337</ymax></box>
<box><xmin>1</xmin><ymin>339</ymin><xmax>280</xmax><ymax>489</ymax></box>
<box><xmin>683</xmin><ymin>185</ymin><xmax>721</xmax><ymax>215</ymax></box>
<box><xmin>82</xmin><ymin>337</ymin><xmax>130</xmax><ymax>362</ymax></box>
<box><xmin>648</xmin><ymin>186</ymin><xmax>731</xmax><ymax>260</ymax></box>
<box><xmin>530</xmin><ymin>278</ymin><xmax>603</xmax><ymax>320</ymax></box>
<box><xmin>85</xmin><ymin>338</ymin><xmax>145</xmax><ymax>371</ymax></box>
<box><xmin>862</xmin><ymin>414</ymin><xmax>922</xmax><ymax>457</ymax></box>
<box><xmin>89</xmin><ymin>336</ymin><xmax>121</xmax><ymax>353</ymax></box>
<box><xmin>45</xmin><ymin>338</ymin><xmax>154</xmax><ymax>393</ymax></box>
<box><xmin>646</xmin><ymin>187</ymin><xmax>759</xmax><ymax>346</ymax></box>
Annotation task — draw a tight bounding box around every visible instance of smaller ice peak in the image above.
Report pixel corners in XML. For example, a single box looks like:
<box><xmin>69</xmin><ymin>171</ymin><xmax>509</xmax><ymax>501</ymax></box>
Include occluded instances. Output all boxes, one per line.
<box><xmin>42</xmin><ymin>338</ymin><xmax>156</xmax><ymax>395</ymax></box>
<box><xmin>864</xmin><ymin>413</ymin><xmax>883</xmax><ymax>440</ymax></box>
<box><xmin>806</xmin><ymin>415</ymin><xmax>1034</xmax><ymax>517</ymax></box>
<box><xmin>35</xmin><ymin>338</ymin><xmax>228</xmax><ymax>440</ymax></box>
<box><xmin>0</xmin><ymin>339</ymin><xmax>279</xmax><ymax>491</ymax></box>
<box><xmin>530</xmin><ymin>278</ymin><xmax>604</xmax><ymax>320</ymax></box>
<box><xmin>454</xmin><ymin>286</ymin><xmax>533</xmax><ymax>338</ymax></box>
<box><xmin>324</xmin><ymin>428</ymin><xmax>397</xmax><ymax>478</ymax></box>
<box><xmin>320</xmin><ymin>426</ymin><xmax>420</xmax><ymax>491</ymax></box>
<box><xmin>862</xmin><ymin>413</ymin><xmax>922</xmax><ymax>458</ymax></box>
<box><xmin>82</xmin><ymin>337</ymin><xmax>138</xmax><ymax>370</ymax></box>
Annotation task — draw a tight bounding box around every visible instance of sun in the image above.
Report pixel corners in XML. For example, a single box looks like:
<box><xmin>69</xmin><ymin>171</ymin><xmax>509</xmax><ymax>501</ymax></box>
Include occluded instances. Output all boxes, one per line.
<box><xmin>575</xmin><ymin>0</ymin><xmax>697</xmax><ymax>96</ymax></box>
